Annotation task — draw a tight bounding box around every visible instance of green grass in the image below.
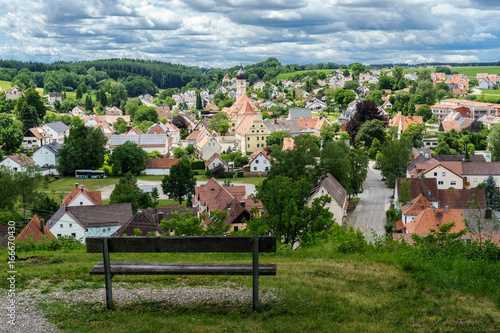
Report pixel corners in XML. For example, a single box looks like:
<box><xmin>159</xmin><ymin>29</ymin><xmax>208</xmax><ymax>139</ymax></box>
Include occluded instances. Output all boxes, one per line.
<box><xmin>277</xmin><ymin>69</ymin><xmax>335</xmax><ymax>80</ymax></box>
<box><xmin>3</xmin><ymin>240</ymin><xmax>500</xmax><ymax>333</ymax></box>
<box><xmin>479</xmin><ymin>89</ymin><xmax>500</xmax><ymax>96</ymax></box>
<box><xmin>0</xmin><ymin>80</ymin><xmax>13</xmax><ymax>90</ymax></box>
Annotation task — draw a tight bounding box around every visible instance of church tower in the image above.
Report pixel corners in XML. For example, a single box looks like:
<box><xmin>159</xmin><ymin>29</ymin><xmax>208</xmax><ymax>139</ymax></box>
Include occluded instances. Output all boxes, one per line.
<box><xmin>236</xmin><ymin>66</ymin><xmax>247</xmax><ymax>97</ymax></box>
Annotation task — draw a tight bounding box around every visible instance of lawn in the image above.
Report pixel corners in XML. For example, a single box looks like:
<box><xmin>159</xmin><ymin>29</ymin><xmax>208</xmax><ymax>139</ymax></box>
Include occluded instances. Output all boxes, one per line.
<box><xmin>3</xmin><ymin>241</ymin><xmax>499</xmax><ymax>332</ymax></box>
<box><xmin>0</xmin><ymin>80</ymin><xmax>13</xmax><ymax>90</ymax></box>
<box><xmin>277</xmin><ymin>69</ymin><xmax>335</xmax><ymax>80</ymax></box>
<box><xmin>479</xmin><ymin>89</ymin><xmax>500</xmax><ymax>96</ymax></box>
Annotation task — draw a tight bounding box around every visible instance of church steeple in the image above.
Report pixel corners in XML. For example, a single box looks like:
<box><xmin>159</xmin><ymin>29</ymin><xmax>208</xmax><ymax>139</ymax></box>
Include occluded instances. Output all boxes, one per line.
<box><xmin>236</xmin><ymin>65</ymin><xmax>247</xmax><ymax>97</ymax></box>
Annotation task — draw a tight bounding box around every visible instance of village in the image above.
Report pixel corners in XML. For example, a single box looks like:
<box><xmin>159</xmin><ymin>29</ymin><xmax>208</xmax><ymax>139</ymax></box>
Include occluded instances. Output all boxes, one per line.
<box><xmin>1</xmin><ymin>63</ymin><xmax>499</xmax><ymax>248</ymax></box>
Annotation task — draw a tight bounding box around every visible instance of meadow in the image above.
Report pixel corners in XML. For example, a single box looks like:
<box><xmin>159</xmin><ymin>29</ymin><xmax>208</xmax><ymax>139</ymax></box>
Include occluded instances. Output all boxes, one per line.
<box><xmin>4</xmin><ymin>227</ymin><xmax>500</xmax><ymax>332</ymax></box>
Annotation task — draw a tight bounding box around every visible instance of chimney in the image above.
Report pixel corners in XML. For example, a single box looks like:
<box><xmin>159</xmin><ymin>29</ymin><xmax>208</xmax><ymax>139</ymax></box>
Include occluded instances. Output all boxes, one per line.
<box><xmin>40</xmin><ymin>218</ymin><xmax>45</xmax><ymax>234</ymax></box>
<box><xmin>445</xmin><ymin>206</ymin><xmax>449</xmax><ymax>212</ymax></box>
<box><xmin>485</xmin><ymin>207</ymin><xmax>492</xmax><ymax>219</ymax></box>
<box><xmin>240</xmin><ymin>201</ymin><xmax>246</xmax><ymax>208</ymax></box>
<box><xmin>75</xmin><ymin>183</ymin><xmax>79</xmax><ymax>188</ymax></box>
<box><xmin>80</xmin><ymin>185</ymin><xmax>84</xmax><ymax>191</ymax></box>
<box><xmin>157</xmin><ymin>211</ymin><xmax>164</xmax><ymax>223</ymax></box>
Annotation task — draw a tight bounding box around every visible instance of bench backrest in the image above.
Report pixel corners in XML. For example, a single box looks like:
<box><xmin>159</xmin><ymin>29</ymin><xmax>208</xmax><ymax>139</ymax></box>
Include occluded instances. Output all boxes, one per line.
<box><xmin>86</xmin><ymin>236</ymin><xmax>276</xmax><ymax>253</ymax></box>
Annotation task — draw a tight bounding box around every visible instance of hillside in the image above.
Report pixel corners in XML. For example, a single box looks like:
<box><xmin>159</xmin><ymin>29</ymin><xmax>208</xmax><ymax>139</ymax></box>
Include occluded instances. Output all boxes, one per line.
<box><xmin>3</xmin><ymin>227</ymin><xmax>499</xmax><ymax>332</ymax></box>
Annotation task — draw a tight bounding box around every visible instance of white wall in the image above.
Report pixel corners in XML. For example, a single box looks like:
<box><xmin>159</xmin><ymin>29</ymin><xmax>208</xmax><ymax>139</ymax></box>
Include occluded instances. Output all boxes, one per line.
<box><xmin>0</xmin><ymin>158</ymin><xmax>27</xmax><ymax>172</ymax></box>
<box><xmin>145</xmin><ymin>168</ymin><xmax>171</xmax><ymax>176</ymax></box>
<box><xmin>50</xmin><ymin>213</ymin><xmax>85</xmax><ymax>240</ymax></box>
<box><xmin>33</xmin><ymin>147</ymin><xmax>57</xmax><ymax>168</ymax></box>
<box><xmin>250</xmin><ymin>154</ymin><xmax>270</xmax><ymax>172</ymax></box>
<box><xmin>85</xmin><ymin>226</ymin><xmax>120</xmax><ymax>238</ymax></box>
<box><xmin>67</xmin><ymin>193</ymin><xmax>96</xmax><ymax>207</ymax></box>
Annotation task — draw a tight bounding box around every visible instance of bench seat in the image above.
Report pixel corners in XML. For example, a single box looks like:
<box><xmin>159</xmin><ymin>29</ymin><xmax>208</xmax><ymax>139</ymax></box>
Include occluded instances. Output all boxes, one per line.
<box><xmin>90</xmin><ymin>262</ymin><xmax>277</xmax><ymax>276</ymax></box>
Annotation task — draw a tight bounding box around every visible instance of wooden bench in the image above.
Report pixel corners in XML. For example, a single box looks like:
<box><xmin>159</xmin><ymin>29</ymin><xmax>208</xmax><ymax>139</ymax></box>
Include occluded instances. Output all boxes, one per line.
<box><xmin>86</xmin><ymin>236</ymin><xmax>277</xmax><ymax>311</ymax></box>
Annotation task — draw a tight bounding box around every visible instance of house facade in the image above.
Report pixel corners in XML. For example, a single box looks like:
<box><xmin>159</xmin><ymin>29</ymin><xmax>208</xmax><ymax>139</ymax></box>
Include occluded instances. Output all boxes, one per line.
<box><xmin>32</xmin><ymin>142</ymin><xmax>61</xmax><ymax>176</ymax></box>
<box><xmin>308</xmin><ymin>173</ymin><xmax>348</xmax><ymax>226</ymax></box>
<box><xmin>42</xmin><ymin>121</ymin><xmax>70</xmax><ymax>144</ymax></box>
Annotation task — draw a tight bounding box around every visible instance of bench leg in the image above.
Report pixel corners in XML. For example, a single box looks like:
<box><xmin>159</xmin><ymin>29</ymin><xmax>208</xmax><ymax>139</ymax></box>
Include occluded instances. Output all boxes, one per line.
<box><xmin>102</xmin><ymin>238</ymin><xmax>113</xmax><ymax>310</ymax></box>
<box><xmin>252</xmin><ymin>237</ymin><xmax>259</xmax><ymax>312</ymax></box>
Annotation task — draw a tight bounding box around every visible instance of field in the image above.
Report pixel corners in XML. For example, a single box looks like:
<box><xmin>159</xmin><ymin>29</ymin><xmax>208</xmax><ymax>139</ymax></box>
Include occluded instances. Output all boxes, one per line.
<box><xmin>0</xmin><ymin>80</ymin><xmax>13</xmax><ymax>90</ymax></box>
<box><xmin>480</xmin><ymin>89</ymin><xmax>500</xmax><ymax>96</ymax></box>
<box><xmin>277</xmin><ymin>69</ymin><xmax>335</xmax><ymax>80</ymax></box>
<box><xmin>3</xmin><ymin>233</ymin><xmax>500</xmax><ymax>332</ymax></box>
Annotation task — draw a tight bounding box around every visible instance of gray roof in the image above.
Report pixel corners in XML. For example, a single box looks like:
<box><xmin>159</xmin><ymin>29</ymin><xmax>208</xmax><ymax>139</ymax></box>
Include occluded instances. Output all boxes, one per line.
<box><xmin>462</xmin><ymin>162</ymin><xmax>500</xmax><ymax>175</ymax></box>
<box><xmin>47</xmin><ymin>203</ymin><xmax>133</xmax><ymax>230</ymax></box>
<box><xmin>263</xmin><ymin>119</ymin><xmax>300</xmax><ymax>135</ymax></box>
<box><xmin>45</xmin><ymin>121</ymin><xmax>69</xmax><ymax>133</ymax></box>
<box><xmin>109</xmin><ymin>134</ymin><xmax>167</xmax><ymax>147</ymax></box>
<box><xmin>289</xmin><ymin>108</ymin><xmax>313</xmax><ymax>119</ymax></box>
<box><xmin>39</xmin><ymin>141</ymin><xmax>62</xmax><ymax>155</ymax></box>
<box><xmin>311</xmin><ymin>173</ymin><xmax>347</xmax><ymax>207</ymax></box>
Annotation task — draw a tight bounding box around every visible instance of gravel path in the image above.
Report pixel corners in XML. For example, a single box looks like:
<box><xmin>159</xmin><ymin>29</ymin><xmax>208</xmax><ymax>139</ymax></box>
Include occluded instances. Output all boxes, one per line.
<box><xmin>1</xmin><ymin>282</ymin><xmax>276</xmax><ymax>333</ymax></box>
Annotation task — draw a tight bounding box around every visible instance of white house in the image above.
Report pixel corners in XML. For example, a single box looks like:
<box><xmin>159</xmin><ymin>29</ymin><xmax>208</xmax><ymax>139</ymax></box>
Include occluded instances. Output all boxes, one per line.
<box><xmin>46</xmin><ymin>203</ymin><xmax>133</xmax><ymax>241</ymax></box>
<box><xmin>248</xmin><ymin>149</ymin><xmax>271</xmax><ymax>173</ymax></box>
<box><xmin>32</xmin><ymin>142</ymin><xmax>62</xmax><ymax>176</ymax></box>
<box><xmin>22</xmin><ymin>127</ymin><xmax>51</xmax><ymax>150</ymax></box>
<box><xmin>60</xmin><ymin>183</ymin><xmax>102</xmax><ymax>207</ymax></box>
<box><xmin>195</xmin><ymin>134</ymin><xmax>222</xmax><ymax>161</ymax></box>
<box><xmin>145</xmin><ymin>157</ymin><xmax>181</xmax><ymax>175</ymax></box>
<box><xmin>205</xmin><ymin>153</ymin><xmax>229</xmax><ymax>172</ymax></box>
<box><xmin>0</xmin><ymin>153</ymin><xmax>36</xmax><ymax>172</ymax></box>
<box><xmin>308</xmin><ymin>173</ymin><xmax>348</xmax><ymax>226</ymax></box>
<box><xmin>478</xmin><ymin>78</ymin><xmax>494</xmax><ymax>90</ymax></box>
<box><xmin>42</xmin><ymin>121</ymin><xmax>70</xmax><ymax>144</ymax></box>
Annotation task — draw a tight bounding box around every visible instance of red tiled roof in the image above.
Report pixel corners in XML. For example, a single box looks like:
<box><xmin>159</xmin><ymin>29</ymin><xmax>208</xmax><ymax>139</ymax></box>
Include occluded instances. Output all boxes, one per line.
<box><xmin>405</xmin><ymin>208</ymin><xmax>465</xmax><ymax>233</ymax></box>
<box><xmin>205</xmin><ymin>153</ymin><xmax>228</xmax><ymax>168</ymax></box>
<box><xmin>15</xmin><ymin>215</ymin><xmax>56</xmax><ymax>243</ymax></box>
<box><xmin>145</xmin><ymin>157</ymin><xmax>181</xmax><ymax>169</ymax></box>
<box><xmin>401</xmin><ymin>193</ymin><xmax>432</xmax><ymax>216</ymax></box>
<box><xmin>7</xmin><ymin>153</ymin><xmax>35</xmax><ymax>167</ymax></box>
<box><xmin>61</xmin><ymin>184</ymin><xmax>102</xmax><ymax>206</ymax></box>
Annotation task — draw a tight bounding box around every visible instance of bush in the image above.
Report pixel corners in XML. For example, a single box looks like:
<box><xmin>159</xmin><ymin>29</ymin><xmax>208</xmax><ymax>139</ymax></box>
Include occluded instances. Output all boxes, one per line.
<box><xmin>191</xmin><ymin>160</ymin><xmax>205</xmax><ymax>170</ymax></box>
<box><xmin>15</xmin><ymin>235</ymin><xmax>85</xmax><ymax>253</ymax></box>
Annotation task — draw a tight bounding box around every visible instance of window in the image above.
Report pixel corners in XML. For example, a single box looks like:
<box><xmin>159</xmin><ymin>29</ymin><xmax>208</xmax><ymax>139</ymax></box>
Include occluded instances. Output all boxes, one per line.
<box><xmin>71</xmin><ymin>233</ymin><xmax>76</xmax><ymax>237</ymax></box>
<box><xmin>255</xmin><ymin>160</ymin><xmax>259</xmax><ymax>164</ymax></box>
<box><xmin>442</xmin><ymin>172</ymin><xmax>446</xmax><ymax>177</ymax></box>
<box><xmin>473</xmin><ymin>178</ymin><xmax>479</xmax><ymax>183</ymax></box>
<box><xmin>69</xmin><ymin>223</ymin><xmax>72</xmax><ymax>228</ymax></box>
<box><xmin>254</xmin><ymin>167</ymin><xmax>257</xmax><ymax>171</ymax></box>
<box><xmin>434</xmin><ymin>172</ymin><xmax>437</xmax><ymax>177</ymax></box>
<box><xmin>57</xmin><ymin>234</ymin><xmax>61</xmax><ymax>237</ymax></box>
<box><xmin>438</xmin><ymin>181</ymin><xmax>444</xmax><ymax>185</ymax></box>
<box><xmin>80</xmin><ymin>202</ymin><xmax>83</xmax><ymax>205</ymax></box>
<box><xmin>60</xmin><ymin>224</ymin><xmax>63</xmax><ymax>228</ymax></box>
<box><xmin>252</xmin><ymin>130</ymin><xmax>254</xmax><ymax>133</ymax></box>
<box><xmin>483</xmin><ymin>178</ymin><xmax>487</xmax><ymax>182</ymax></box>
<box><xmin>262</xmin><ymin>137</ymin><xmax>264</xmax><ymax>140</ymax></box>
<box><xmin>248</xmin><ymin>144</ymin><xmax>250</xmax><ymax>148</ymax></box>
<box><xmin>451</xmin><ymin>181</ymin><xmax>456</xmax><ymax>186</ymax></box>
<box><xmin>234</xmin><ymin>226</ymin><xmax>239</xmax><ymax>231</ymax></box>
<box><xmin>257</xmin><ymin>144</ymin><xmax>260</xmax><ymax>147</ymax></box>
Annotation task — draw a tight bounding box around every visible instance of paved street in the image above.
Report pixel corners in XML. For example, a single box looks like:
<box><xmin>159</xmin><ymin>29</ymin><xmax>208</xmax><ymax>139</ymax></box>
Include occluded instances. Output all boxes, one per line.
<box><xmin>346</xmin><ymin>162</ymin><xmax>393</xmax><ymax>241</ymax></box>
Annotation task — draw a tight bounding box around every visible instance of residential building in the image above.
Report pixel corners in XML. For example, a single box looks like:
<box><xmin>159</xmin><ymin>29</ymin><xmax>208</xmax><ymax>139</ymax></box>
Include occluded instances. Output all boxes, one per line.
<box><xmin>462</xmin><ymin>162</ymin><xmax>500</xmax><ymax>189</ymax></box>
<box><xmin>308</xmin><ymin>173</ymin><xmax>348</xmax><ymax>226</ymax></box>
<box><xmin>46</xmin><ymin>203</ymin><xmax>133</xmax><ymax>240</ymax></box>
<box><xmin>42</xmin><ymin>121</ymin><xmax>70</xmax><ymax>144</ymax></box>
<box><xmin>32</xmin><ymin>141</ymin><xmax>61</xmax><ymax>176</ymax></box>
<box><xmin>288</xmin><ymin>108</ymin><xmax>313</xmax><ymax>119</ymax></box>
<box><xmin>205</xmin><ymin>153</ymin><xmax>230</xmax><ymax>172</ymax></box>
<box><xmin>235</xmin><ymin>116</ymin><xmax>270</xmax><ymax>155</ymax></box>
<box><xmin>61</xmin><ymin>183</ymin><xmax>102</xmax><ymax>207</ymax></box>
<box><xmin>22</xmin><ymin>127</ymin><xmax>51</xmax><ymax>149</ymax></box>
<box><xmin>0</xmin><ymin>153</ymin><xmax>35</xmax><ymax>172</ymax></box>
<box><xmin>15</xmin><ymin>215</ymin><xmax>56</xmax><ymax>243</ymax></box>
<box><xmin>108</xmin><ymin>134</ymin><xmax>170</xmax><ymax>154</ymax></box>
<box><xmin>145</xmin><ymin>157</ymin><xmax>181</xmax><ymax>175</ymax></box>
<box><xmin>248</xmin><ymin>149</ymin><xmax>271</xmax><ymax>173</ymax></box>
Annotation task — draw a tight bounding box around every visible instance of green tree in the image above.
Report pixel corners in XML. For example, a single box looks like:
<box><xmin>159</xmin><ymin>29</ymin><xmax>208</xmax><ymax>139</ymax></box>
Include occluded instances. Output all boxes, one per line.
<box><xmin>135</xmin><ymin>105</ymin><xmax>159</xmax><ymax>123</ymax></box>
<box><xmin>249</xmin><ymin>176</ymin><xmax>333</xmax><ymax>247</ymax></box>
<box><xmin>343</xmin><ymin>89</ymin><xmax>357</xmax><ymax>105</ymax></box>
<box><xmin>148</xmin><ymin>150</ymin><xmax>162</xmax><ymax>159</ymax></box>
<box><xmin>196</xmin><ymin>92</ymin><xmax>202</xmax><ymax>110</ymax></box>
<box><xmin>150</xmin><ymin>187</ymin><xmax>160</xmax><ymax>209</ymax></box>
<box><xmin>161</xmin><ymin>159</ymin><xmax>196</xmax><ymax>204</ymax></box>
<box><xmin>416</xmin><ymin>104</ymin><xmax>432</xmax><ymax>122</ymax></box>
<box><xmin>434</xmin><ymin>141</ymin><xmax>454</xmax><ymax>155</ymax></box>
<box><xmin>108</xmin><ymin>141</ymin><xmax>148</xmax><ymax>175</ymax></box>
<box><xmin>346</xmin><ymin>100</ymin><xmax>385</xmax><ymax>140</ymax></box>
<box><xmin>398</xmin><ymin>179</ymin><xmax>412</xmax><ymax>205</ymax></box>
<box><xmin>377</xmin><ymin>139</ymin><xmax>412</xmax><ymax>188</ymax></box>
<box><xmin>489</xmin><ymin>124</ymin><xmax>500</xmax><ymax>161</ymax></box>
<box><xmin>266</xmin><ymin>131</ymin><xmax>292</xmax><ymax>146</ymax></box>
<box><xmin>348</xmin><ymin>148</ymin><xmax>369</xmax><ymax>197</ymax></box>
<box><xmin>208</xmin><ymin>112</ymin><xmax>229</xmax><ymax>134</ymax></box>
<box><xmin>378</xmin><ymin>76</ymin><xmax>393</xmax><ymax>90</ymax></box>
<box><xmin>368</xmin><ymin>137</ymin><xmax>382</xmax><ymax>159</ymax></box>
<box><xmin>124</xmin><ymin>98</ymin><xmax>140</xmax><ymax>119</ymax></box>
<box><xmin>110</xmin><ymin>172</ymin><xmax>152</xmax><ymax>213</ymax></box>
<box><xmin>401</xmin><ymin>122</ymin><xmax>425</xmax><ymax>148</ymax></box>
<box><xmin>24</xmin><ymin>88</ymin><xmax>46</xmax><ymax>121</ymax></box>
<box><xmin>484</xmin><ymin>175</ymin><xmax>500</xmax><ymax>210</ymax></box>
<box><xmin>113</xmin><ymin>117</ymin><xmax>128</xmax><ymax>134</ymax></box>
<box><xmin>15</xmin><ymin>97</ymin><xmax>40</xmax><ymax>130</ymax></box>
<box><xmin>320</xmin><ymin>140</ymin><xmax>352</xmax><ymax>193</ymax></box>
<box><xmin>57</xmin><ymin>124</ymin><xmax>107</xmax><ymax>176</ymax></box>
<box><xmin>0</xmin><ymin>114</ymin><xmax>24</xmax><ymax>154</ymax></box>
<box><xmin>354</xmin><ymin>119</ymin><xmax>386</xmax><ymax>149</ymax></box>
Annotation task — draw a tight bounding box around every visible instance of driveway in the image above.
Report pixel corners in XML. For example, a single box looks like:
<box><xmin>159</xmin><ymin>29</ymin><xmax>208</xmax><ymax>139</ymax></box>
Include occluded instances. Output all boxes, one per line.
<box><xmin>345</xmin><ymin>162</ymin><xmax>393</xmax><ymax>241</ymax></box>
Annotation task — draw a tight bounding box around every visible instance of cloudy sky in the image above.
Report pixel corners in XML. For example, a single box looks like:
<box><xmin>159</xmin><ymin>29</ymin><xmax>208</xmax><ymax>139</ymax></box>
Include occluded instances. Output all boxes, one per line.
<box><xmin>0</xmin><ymin>0</ymin><xmax>499</xmax><ymax>67</ymax></box>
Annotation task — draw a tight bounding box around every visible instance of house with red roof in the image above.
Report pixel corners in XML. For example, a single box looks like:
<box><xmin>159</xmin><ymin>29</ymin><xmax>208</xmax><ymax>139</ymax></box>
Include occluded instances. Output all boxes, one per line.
<box><xmin>205</xmin><ymin>153</ymin><xmax>229</xmax><ymax>172</ymax></box>
<box><xmin>145</xmin><ymin>157</ymin><xmax>181</xmax><ymax>175</ymax></box>
<box><xmin>22</xmin><ymin>127</ymin><xmax>51</xmax><ymax>149</ymax></box>
<box><xmin>248</xmin><ymin>149</ymin><xmax>271</xmax><ymax>173</ymax></box>
<box><xmin>61</xmin><ymin>183</ymin><xmax>102</xmax><ymax>207</ymax></box>
<box><xmin>15</xmin><ymin>215</ymin><xmax>56</xmax><ymax>243</ymax></box>
<box><xmin>0</xmin><ymin>153</ymin><xmax>36</xmax><ymax>172</ymax></box>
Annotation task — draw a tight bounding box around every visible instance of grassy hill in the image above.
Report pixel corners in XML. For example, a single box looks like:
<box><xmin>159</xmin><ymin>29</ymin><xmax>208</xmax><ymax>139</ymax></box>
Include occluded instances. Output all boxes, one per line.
<box><xmin>277</xmin><ymin>69</ymin><xmax>335</xmax><ymax>80</ymax></box>
<box><xmin>4</xmin><ymin>227</ymin><xmax>499</xmax><ymax>332</ymax></box>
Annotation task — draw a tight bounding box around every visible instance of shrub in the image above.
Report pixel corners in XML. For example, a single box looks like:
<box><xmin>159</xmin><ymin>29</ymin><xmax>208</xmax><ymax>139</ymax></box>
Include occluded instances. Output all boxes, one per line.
<box><xmin>191</xmin><ymin>160</ymin><xmax>205</xmax><ymax>170</ymax></box>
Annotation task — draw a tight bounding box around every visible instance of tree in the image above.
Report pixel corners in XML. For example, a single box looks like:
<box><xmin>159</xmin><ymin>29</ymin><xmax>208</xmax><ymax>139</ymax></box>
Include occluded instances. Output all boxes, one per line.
<box><xmin>398</xmin><ymin>179</ymin><xmax>412</xmax><ymax>205</ymax></box>
<box><xmin>320</xmin><ymin>140</ymin><xmax>351</xmax><ymax>193</ymax></box>
<box><xmin>24</xmin><ymin>88</ymin><xmax>46</xmax><ymax>121</ymax></box>
<box><xmin>110</xmin><ymin>172</ymin><xmax>152</xmax><ymax>213</ymax></box>
<box><xmin>85</xmin><ymin>95</ymin><xmax>93</xmax><ymax>112</ymax></box>
<box><xmin>269</xmin><ymin>135</ymin><xmax>319</xmax><ymax>181</ymax></box>
<box><xmin>348</xmin><ymin>148</ymin><xmax>369</xmax><ymax>197</ymax></box>
<box><xmin>0</xmin><ymin>114</ymin><xmax>24</xmax><ymax>154</ymax></box>
<box><xmin>434</xmin><ymin>141</ymin><xmax>453</xmax><ymax>155</ymax></box>
<box><xmin>57</xmin><ymin>124</ymin><xmax>107</xmax><ymax>176</ymax></box>
<box><xmin>484</xmin><ymin>175</ymin><xmax>500</xmax><ymax>210</ymax></box>
<box><xmin>489</xmin><ymin>124</ymin><xmax>500</xmax><ymax>161</ymax></box>
<box><xmin>161</xmin><ymin>159</ymin><xmax>196</xmax><ymax>204</ymax></box>
<box><xmin>416</xmin><ymin>80</ymin><xmax>436</xmax><ymax>106</ymax></box>
<box><xmin>401</xmin><ymin>122</ymin><xmax>425</xmax><ymax>148</ymax></box>
<box><xmin>15</xmin><ymin>97</ymin><xmax>40</xmax><ymax>130</ymax></box>
<box><xmin>378</xmin><ymin>76</ymin><xmax>393</xmax><ymax>90</ymax></box>
<box><xmin>124</xmin><ymin>98</ymin><xmax>140</xmax><ymax>119</ymax></box>
<box><xmin>346</xmin><ymin>100</ymin><xmax>384</xmax><ymax>140</ymax></box>
<box><xmin>354</xmin><ymin>119</ymin><xmax>386</xmax><ymax>149</ymax></box>
<box><xmin>148</xmin><ymin>150</ymin><xmax>162</xmax><ymax>159</ymax></box>
<box><xmin>266</xmin><ymin>131</ymin><xmax>292</xmax><ymax>146</ymax></box>
<box><xmin>208</xmin><ymin>112</ymin><xmax>229</xmax><ymax>134</ymax></box>
<box><xmin>113</xmin><ymin>117</ymin><xmax>128</xmax><ymax>134</ymax></box>
<box><xmin>249</xmin><ymin>176</ymin><xmax>333</xmax><ymax>247</ymax></box>
<box><xmin>172</xmin><ymin>114</ymin><xmax>188</xmax><ymax>129</ymax></box>
<box><xmin>416</xmin><ymin>104</ymin><xmax>432</xmax><ymax>122</ymax></box>
<box><xmin>108</xmin><ymin>141</ymin><xmax>148</xmax><ymax>175</ymax></box>
<box><xmin>160</xmin><ymin>209</ymin><xmax>230</xmax><ymax>236</ymax></box>
<box><xmin>134</xmin><ymin>105</ymin><xmax>159</xmax><ymax>123</ymax></box>
<box><xmin>196</xmin><ymin>92</ymin><xmax>202</xmax><ymax>110</ymax></box>
<box><xmin>377</xmin><ymin>139</ymin><xmax>412</xmax><ymax>188</ymax></box>
<box><xmin>343</xmin><ymin>89</ymin><xmax>357</xmax><ymax>105</ymax></box>
<box><xmin>334</xmin><ymin>88</ymin><xmax>345</xmax><ymax>106</ymax></box>
<box><xmin>150</xmin><ymin>187</ymin><xmax>160</xmax><ymax>209</ymax></box>
<box><xmin>368</xmin><ymin>137</ymin><xmax>382</xmax><ymax>159</ymax></box>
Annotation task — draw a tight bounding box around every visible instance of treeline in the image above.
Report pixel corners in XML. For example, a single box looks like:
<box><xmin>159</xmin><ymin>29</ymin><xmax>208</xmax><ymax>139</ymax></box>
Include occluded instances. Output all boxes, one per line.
<box><xmin>371</xmin><ymin>61</ymin><xmax>500</xmax><ymax>69</ymax></box>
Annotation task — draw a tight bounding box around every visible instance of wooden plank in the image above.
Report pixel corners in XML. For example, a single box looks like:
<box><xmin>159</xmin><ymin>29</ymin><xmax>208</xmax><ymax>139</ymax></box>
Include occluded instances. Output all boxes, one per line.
<box><xmin>90</xmin><ymin>262</ymin><xmax>277</xmax><ymax>276</ymax></box>
<box><xmin>86</xmin><ymin>236</ymin><xmax>276</xmax><ymax>253</ymax></box>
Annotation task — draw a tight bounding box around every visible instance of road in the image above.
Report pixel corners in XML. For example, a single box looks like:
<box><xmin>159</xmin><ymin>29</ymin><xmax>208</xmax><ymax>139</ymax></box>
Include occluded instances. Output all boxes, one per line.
<box><xmin>346</xmin><ymin>162</ymin><xmax>393</xmax><ymax>241</ymax></box>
